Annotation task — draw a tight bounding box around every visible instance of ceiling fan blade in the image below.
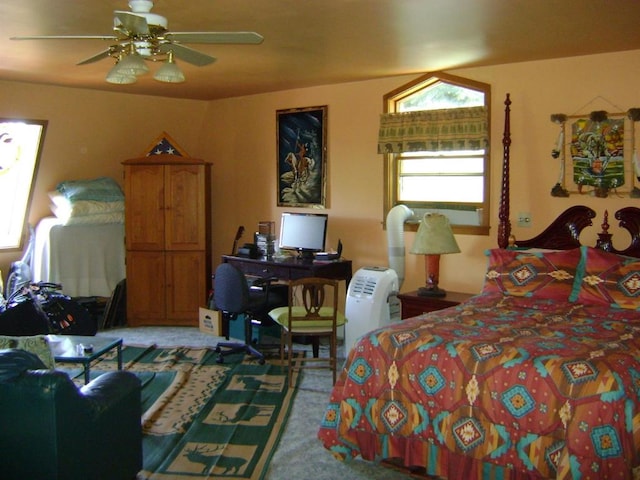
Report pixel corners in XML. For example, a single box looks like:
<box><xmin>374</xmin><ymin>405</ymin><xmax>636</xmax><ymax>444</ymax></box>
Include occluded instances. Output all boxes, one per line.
<box><xmin>11</xmin><ymin>35</ymin><xmax>118</xmax><ymax>41</ymax></box>
<box><xmin>160</xmin><ymin>43</ymin><xmax>216</xmax><ymax>66</ymax></box>
<box><xmin>114</xmin><ymin>11</ymin><xmax>150</xmax><ymax>36</ymax></box>
<box><xmin>77</xmin><ymin>48</ymin><xmax>115</xmax><ymax>65</ymax></box>
<box><xmin>166</xmin><ymin>32</ymin><xmax>264</xmax><ymax>45</ymax></box>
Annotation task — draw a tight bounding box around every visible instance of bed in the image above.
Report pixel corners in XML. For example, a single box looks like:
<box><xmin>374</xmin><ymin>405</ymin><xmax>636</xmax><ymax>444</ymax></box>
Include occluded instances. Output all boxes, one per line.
<box><xmin>30</xmin><ymin>177</ymin><xmax>126</xmax><ymax>298</ymax></box>
<box><xmin>318</xmin><ymin>95</ymin><xmax>640</xmax><ymax>478</ymax></box>
<box><xmin>31</xmin><ymin>217</ymin><xmax>125</xmax><ymax>298</ymax></box>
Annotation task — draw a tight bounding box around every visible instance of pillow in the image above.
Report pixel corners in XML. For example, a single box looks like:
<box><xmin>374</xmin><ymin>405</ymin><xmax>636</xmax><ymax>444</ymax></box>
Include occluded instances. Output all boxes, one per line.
<box><xmin>0</xmin><ymin>335</ymin><xmax>55</xmax><ymax>369</ymax></box>
<box><xmin>55</xmin><ymin>177</ymin><xmax>124</xmax><ymax>203</ymax></box>
<box><xmin>572</xmin><ymin>246</ymin><xmax>640</xmax><ymax>309</ymax></box>
<box><xmin>482</xmin><ymin>247</ymin><xmax>581</xmax><ymax>301</ymax></box>
<box><xmin>49</xmin><ymin>191</ymin><xmax>124</xmax><ymax>217</ymax></box>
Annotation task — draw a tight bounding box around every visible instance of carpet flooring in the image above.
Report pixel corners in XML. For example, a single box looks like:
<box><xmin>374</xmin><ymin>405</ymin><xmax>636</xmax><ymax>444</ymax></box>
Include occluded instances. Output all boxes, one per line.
<box><xmin>98</xmin><ymin>327</ymin><xmax>414</xmax><ymax>480</ymax></box>
<box><xmin>64</xmin><ymin>343</ymin><xmax>299</xmax><ymax>479</ymax></box>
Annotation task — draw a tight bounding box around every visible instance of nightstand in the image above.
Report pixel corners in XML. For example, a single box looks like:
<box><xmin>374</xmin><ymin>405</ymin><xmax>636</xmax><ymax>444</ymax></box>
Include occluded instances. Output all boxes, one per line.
<box><xmin>397</xmin><ymin>290</ymin><xmax>474</xmax><ymax>319</ymax></box>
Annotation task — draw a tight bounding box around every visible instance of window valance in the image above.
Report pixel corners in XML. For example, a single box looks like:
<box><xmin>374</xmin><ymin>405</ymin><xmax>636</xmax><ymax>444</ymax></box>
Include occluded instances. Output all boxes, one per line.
<box><xmin>377</xmin><ymin>106</ymin><xmax>488</xmax><ymax>154</ymax></box>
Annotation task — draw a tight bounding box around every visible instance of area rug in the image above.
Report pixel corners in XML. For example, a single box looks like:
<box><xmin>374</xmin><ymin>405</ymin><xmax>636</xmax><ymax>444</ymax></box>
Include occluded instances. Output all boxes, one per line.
<box><xmin>59</xmin><ymin>345</ymin><xmax>301</xmax><ymax>480</ymax></box>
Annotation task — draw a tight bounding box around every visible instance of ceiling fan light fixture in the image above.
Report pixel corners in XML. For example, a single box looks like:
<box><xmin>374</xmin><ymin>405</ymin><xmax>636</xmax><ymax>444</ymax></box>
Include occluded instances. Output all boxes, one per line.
<box><xmin>153</xmin><ymin>51</ymin><xmax>185</xmax><ymax>83</ymax></box>
<box><xmin>115</xmin><ymin>50</ymin><xmax>149</xmax><ymax>76</ymax></box>
<box><xmin>13</xmin><ymin>0</ymin><xmax>263</xmax><ymax>88</ymax></box>
<box><xmin>105</xmin><ymin>67</ymin><xmax>137</xmax><ymax>84</ymax></box>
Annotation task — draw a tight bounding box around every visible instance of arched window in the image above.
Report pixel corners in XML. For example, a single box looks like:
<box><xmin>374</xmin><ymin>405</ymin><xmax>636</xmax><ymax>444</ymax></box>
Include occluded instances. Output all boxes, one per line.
<box><xmin>381</xmin><ymin>72</ymin><xmax>490</xmax><ymax>235</ymax></box>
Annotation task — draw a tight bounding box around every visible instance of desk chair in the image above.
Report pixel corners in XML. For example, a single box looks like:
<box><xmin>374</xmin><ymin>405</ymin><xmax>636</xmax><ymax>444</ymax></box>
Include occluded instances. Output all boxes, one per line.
<box><xmin>213</xmin><ymin>263</ymin><xmax>283</xmax><ymax>365</ymax></box>
<box><xmin>268</xmin><ymin>277</ymin><xmax>347</xmax><ymax>385</ymax></box>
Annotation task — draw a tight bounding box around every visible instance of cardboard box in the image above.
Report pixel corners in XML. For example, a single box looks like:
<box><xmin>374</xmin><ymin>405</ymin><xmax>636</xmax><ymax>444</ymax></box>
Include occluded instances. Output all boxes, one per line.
<box><xmin>199</xmin><ymin>307</ymin><xmax>220</xmax><ymax>336</ymax></box>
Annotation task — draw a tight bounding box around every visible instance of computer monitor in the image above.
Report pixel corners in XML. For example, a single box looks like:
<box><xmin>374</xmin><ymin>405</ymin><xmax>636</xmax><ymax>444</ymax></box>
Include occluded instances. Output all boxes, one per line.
<box><xmin>278</xmin><ymin>212</ymin><xmax>328</xmax><ymax>259</ymax></box>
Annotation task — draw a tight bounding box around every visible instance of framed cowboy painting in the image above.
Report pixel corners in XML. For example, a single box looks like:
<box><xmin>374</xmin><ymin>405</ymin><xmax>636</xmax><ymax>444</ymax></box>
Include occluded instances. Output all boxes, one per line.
<box><xmin>276</xmin><ymin>105</ymin><xmax>327</xmax><ymax>207</ymax></box>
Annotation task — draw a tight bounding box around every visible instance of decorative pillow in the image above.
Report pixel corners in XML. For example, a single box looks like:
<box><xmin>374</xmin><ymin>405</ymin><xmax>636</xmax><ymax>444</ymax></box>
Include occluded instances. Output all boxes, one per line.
<box><xmin>482</xmin><ymin>247</ymin><xmax>581</xmax><ymax>301</ymax></box>
<box><xmin>572</xmin><ymin>246</ymin><xmax>640</xmax><ymax>309</ymax></box>
<box><xmin>0</xmin><ymin>335</ymin><xmax>55</xmax><ymax>369</ymax></box>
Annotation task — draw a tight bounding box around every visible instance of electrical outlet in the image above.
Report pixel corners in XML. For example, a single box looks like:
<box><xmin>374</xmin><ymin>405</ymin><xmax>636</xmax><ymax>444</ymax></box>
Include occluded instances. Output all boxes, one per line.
<box><xmin>517</xmin><ymin>212</ymin><xmax>532</xmax><ymax>228</ymax></box>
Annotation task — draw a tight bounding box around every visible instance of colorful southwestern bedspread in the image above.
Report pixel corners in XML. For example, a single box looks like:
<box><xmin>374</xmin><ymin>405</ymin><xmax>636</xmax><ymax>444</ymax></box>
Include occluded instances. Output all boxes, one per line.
<box><xmin>319</xmin><ymin>292</ymin><xmax>640</xmax><ymax>479</ymax></box>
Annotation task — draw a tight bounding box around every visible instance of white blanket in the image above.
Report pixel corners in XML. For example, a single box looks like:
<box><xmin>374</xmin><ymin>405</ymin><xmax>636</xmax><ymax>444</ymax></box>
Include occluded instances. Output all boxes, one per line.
<box><xmin>31</xmin><ymin>217</ymin><xmax>125</xmax><ymax>297</ymax></box>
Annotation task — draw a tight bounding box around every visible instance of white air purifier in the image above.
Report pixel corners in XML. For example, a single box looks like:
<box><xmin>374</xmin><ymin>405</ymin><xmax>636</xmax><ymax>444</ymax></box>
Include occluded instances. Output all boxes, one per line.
<box><xmin>344</xmin><ymin>266</ymin><xmax>400</xmax><ymax>354</ymax></box>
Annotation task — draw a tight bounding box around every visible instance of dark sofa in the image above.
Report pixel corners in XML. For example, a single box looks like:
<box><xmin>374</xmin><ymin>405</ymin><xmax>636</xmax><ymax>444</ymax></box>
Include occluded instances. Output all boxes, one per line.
<box><xmin>0</xmin><ymin>349</ymin><xmax>142</xmax><ymax>479</ymax></box>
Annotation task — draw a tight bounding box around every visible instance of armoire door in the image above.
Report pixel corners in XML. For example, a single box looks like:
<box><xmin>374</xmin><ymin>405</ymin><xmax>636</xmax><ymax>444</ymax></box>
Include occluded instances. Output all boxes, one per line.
<box><xmin>164</xmin><ymin>164</ymin><xmax>206</xmax><ymax>251</ymax></box>
<box><xmin>126</xmin><ymin>251</ymin><xmax>166</xmax><ymax>325</ymax></box>
<box><xmin>125</xmin><ymin>164</ymin><xmax>165</xmax><ymax>251</ymax></box>
<box><xmin>165</xmin><ymin>251</ymin><xmax>207</xmax><ymax>323</ymax></box>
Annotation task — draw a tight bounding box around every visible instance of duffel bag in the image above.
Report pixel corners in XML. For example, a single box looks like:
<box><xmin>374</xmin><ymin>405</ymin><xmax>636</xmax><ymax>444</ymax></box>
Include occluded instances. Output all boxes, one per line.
<box><xmin>0</xmin><ymin>283</ymin><xmax>97</xmax><ymax>336</ymax></box>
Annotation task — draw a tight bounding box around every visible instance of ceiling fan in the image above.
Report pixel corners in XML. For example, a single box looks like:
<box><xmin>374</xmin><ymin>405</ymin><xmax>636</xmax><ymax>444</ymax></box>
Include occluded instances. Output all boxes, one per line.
<box><xmin>11</xmin><ymin>0</ymin><xmax>264</xmax><ymax>84</ymax></box>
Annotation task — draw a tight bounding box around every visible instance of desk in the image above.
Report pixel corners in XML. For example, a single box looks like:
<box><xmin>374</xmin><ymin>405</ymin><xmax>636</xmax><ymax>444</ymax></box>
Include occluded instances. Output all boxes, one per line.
<box><xmin>221</xmin><ymin>255</ymin><xmax>352</xmax><ymax>285</ymax></box>
<box><xmin>221</xmin><ymin>255</ymin><xmax>352</xmax><ymax>358</ymax></box>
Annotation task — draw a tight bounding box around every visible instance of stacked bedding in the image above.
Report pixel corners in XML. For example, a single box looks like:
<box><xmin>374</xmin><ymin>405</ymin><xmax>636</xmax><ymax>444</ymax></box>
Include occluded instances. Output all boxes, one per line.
<box><xmin>32</xmin><ymin>177</ymin><xmax>126</xmax><ymax>297</ymax></box>
<box><xmin>49</xmin><ymin>177</ymin><xmax>124</xmax><ymax>225</ymax></box>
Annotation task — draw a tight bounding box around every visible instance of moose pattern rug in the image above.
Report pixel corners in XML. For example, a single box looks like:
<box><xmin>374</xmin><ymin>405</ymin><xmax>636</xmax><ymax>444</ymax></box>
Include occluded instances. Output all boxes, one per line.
<box><xmin>60</xmin><ymin>344</ymin><xmax>301</xmax><ymax>480</ymax></box>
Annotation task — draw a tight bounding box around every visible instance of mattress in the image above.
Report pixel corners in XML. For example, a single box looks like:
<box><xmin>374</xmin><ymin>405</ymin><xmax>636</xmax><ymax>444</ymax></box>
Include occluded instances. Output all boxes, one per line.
<box><xmin>31</xmin><ymin>216</ymin><xmax>125</xmax><ymax>297</ymax></box>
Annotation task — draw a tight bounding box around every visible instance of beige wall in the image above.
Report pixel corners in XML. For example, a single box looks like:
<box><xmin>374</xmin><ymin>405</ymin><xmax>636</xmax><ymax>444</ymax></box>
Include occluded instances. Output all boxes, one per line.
<box><xmin>1</xmin><ymin>49</ymin><xmax>639</xmax><ymax>298</ymax></box>
<box><xmin>202</xmin><ymin>49</ymin><xmax>640</xmax><ymax>296</ymax></box>
<box><xmin>0</xmin><ymin>80</ymin><xmax>207</xmax><ymax>277</ymax></box>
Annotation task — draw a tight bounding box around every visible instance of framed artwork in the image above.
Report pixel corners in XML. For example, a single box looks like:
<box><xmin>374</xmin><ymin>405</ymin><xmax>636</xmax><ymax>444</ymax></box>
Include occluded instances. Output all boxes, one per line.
<box><xmin>276</xmin><ymin>105</ymin><xmax>327</xmax><ymax>207</ymax></box>
<box><xmin>550</xmin><ymin>108</ymin><xmax>640</xmax><ymax>198</ymax></box>
<box><xmin>571</xmin><ymin>115</ymin><xmax>625</xmax><ymax>197</ymax></box>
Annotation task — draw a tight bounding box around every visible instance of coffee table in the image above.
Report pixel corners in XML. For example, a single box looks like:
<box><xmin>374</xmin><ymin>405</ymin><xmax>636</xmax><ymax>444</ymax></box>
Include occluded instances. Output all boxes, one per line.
<box><xmin>48</xmin><ymin>335</ymin><xmax>123</xmax><ymax>384</ymax></box>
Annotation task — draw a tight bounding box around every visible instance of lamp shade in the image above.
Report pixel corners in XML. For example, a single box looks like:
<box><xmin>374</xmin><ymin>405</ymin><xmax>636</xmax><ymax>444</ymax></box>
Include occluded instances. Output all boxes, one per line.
<box><xmin>410</xmin><ymin>213</ymin><xmax>460</xmax><ymax>255</ymax></box>
<box><xmin>114</xmin><ymin>52</ymin><xmax>149</xmax><ymax>76</ymax></box>
<box><xmin>153</xmin><ymin>51</ymin><xmax>185</xmax><ymax>83</ymax></box>
<box><xmin>105</xmin><ymin>63</ymin><xmax>137</xmax><ymax>84</ymax></box>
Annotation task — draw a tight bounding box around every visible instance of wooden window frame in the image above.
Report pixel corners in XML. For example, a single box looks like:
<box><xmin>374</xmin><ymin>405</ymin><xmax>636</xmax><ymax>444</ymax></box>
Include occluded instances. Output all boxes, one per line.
<box><xmin>382</xmin><ymin>72</ymin><xmax>491</xmax><ymax>235</ymax></box>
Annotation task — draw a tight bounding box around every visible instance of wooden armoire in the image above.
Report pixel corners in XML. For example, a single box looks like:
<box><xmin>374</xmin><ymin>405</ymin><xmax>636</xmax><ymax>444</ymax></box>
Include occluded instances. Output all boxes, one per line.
<box><xmin>123</xmin><ymin>154</ymin><xmax>211</xmax><ymax>326</ymax></box>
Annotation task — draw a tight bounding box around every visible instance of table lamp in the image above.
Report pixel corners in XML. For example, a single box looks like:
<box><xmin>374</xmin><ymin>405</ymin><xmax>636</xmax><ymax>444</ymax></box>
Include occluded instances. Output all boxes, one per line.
<box><xmin>410</xmin><ymin>213</ymin><xmax>460</xmax><ymax>297</ymax></box>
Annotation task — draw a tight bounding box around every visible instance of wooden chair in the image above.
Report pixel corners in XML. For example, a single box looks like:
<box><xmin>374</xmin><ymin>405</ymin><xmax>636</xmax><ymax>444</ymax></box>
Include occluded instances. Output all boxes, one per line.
<box><xmin>268</xmin><ymin>277</ymin><xmax>347</xmax><ymax>385</ymax></box>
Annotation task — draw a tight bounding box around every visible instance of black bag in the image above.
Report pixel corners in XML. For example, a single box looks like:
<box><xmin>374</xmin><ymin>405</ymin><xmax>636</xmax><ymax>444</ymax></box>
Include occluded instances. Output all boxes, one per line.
<box><xmin>0</xmin><ymin>283</ymin><xmax>97</xmax><ymax>336</ymax></box>
<box><xmin>0</xmin><ymin>299</ymin><xmax>50</xmax><ymax>336</ymax></box>
<box><xmin>32</xmin><ymin>283</ymin><xmax>97</xmax><ymax>335</ymax></box>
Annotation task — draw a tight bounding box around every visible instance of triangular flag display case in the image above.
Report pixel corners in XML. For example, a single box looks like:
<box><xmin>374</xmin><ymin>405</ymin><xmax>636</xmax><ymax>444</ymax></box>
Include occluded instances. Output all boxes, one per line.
<box><xmin>143</xmin><ymin>131</ymin><xmax>189</xmax><ymax>157</ymax></box>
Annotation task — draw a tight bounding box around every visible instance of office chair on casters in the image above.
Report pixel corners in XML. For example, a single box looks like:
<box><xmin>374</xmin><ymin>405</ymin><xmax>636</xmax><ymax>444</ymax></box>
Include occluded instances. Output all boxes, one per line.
<box><xmin>213</xmin><ymin>263</ymin><xmax>281</xmax><ymax>365</ymax></box>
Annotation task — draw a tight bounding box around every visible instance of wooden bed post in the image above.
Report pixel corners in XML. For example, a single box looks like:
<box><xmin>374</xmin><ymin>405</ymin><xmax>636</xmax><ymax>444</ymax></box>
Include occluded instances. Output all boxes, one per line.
<box><xmin>498</xmin><ymin>94</ymin><xmax>512</xmax><ymax>249</ymax></box>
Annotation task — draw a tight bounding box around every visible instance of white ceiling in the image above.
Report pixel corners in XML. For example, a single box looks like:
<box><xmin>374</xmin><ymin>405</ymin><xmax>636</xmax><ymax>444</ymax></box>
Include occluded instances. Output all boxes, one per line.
<box><xmin>2</xmin><ymin>0</ymin><xmax>640</xmax><ymax>101</ymax></box>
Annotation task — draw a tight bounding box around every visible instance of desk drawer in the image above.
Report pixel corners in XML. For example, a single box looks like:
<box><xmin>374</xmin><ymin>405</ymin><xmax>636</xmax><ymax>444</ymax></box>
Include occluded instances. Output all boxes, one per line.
<box><xmin>225</xmin><ymin>258</ymin><xmax>291</xmax><ymax>280</ymax></box>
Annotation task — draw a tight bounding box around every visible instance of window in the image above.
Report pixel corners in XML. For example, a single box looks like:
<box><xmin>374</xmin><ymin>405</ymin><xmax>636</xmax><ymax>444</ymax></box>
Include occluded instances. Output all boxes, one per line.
<box><xmin>0</xmin><ymin>118</ymin><xmax>47</xmax><ymax>250</ymax></box>
<box><xmin>382</xmin><ymin>73</ymin><xmax>490</xmax><ymax>235</ymax></box>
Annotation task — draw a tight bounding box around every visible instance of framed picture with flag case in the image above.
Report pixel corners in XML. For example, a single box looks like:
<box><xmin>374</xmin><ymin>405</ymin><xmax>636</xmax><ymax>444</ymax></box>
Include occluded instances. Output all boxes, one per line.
<box><xmin>276</xmin><ymin>105</ymin><xmax>327</xmax><ymax>207</ymax></box>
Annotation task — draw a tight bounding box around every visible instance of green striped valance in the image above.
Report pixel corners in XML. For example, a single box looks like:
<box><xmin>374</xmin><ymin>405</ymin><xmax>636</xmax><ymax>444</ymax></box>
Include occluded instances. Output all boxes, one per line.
<box><xmin>378</xmin><ymin>106</ymin><xmax>488</xmax><ymax>154</ymax></box>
